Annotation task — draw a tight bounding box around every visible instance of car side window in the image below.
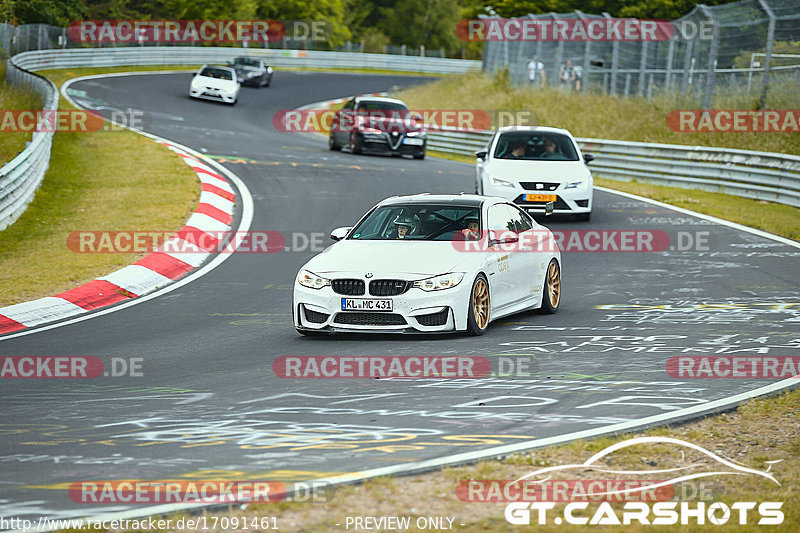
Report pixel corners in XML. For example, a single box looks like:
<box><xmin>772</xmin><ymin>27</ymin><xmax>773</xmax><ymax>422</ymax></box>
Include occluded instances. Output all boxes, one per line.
<box><xmin>488</xmin><ymin>204</ymin><xmax>520</xmax><ymax>233</ymax></box>
<box><xmin>509</xmin><ymin>204</ymin><xmax>533</xmax><ymax>232</ymax></box>
<box><xmin>487</xmin><ymin>204</ymin><xmax>509</xmax><ymax>232</ymax></box>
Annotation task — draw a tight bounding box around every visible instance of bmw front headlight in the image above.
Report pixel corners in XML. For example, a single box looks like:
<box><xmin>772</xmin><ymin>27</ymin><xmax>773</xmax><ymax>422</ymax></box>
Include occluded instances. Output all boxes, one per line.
<box><xmin>297</xmin><ymin>269</ymin><xmax>331</xmax><ymax>289</ymax></box>
<box><xmin>413</xmin><ymin>272</ymin><xmax>465</xmax><ymax>291</ymax></box>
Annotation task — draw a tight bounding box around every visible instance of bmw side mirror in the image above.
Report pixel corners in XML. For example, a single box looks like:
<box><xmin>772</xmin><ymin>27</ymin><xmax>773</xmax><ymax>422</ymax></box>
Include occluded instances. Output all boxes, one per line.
<box><xmin>545</xmin><ymin>201</ymin><xmax>554</xmax><ymax>216</ymax></box>
<box><xmin>475</xmin><ymin>151</ymin><xmax>487</xmax><ymax>160</ymax></box>
<box><xmin>330</xmin><ymin>227</ymin><xmax>352</xmax><ymax>241</ymax></box>
<box><xmin>584</xmin><ymin>153</ymin><xmax>595</xmax><ymax>164</ymax></box>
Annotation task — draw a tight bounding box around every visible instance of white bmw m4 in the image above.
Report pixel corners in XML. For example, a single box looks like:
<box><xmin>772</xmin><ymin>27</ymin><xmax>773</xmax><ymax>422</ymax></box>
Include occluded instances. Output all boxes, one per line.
<box><xmin>293</xmin><ymin>194</ymin><xmax>562</xmax><ymax>336</ymax></box>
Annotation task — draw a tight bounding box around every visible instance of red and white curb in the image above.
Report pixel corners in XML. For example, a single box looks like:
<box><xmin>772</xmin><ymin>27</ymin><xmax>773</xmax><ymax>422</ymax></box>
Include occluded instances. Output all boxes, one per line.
<box><xmin>0</xmin><ymin>141</ymin><xmax>236</xmax><ymax>335</ymax></box>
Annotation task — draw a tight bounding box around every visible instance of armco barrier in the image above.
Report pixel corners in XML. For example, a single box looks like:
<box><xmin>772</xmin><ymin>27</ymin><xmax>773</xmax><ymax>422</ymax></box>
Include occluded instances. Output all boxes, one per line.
<box><xmin>0</xmin><ymin>56</ymin><xmax>58</xmax><ymax>230</ymax></box>
<box><xmin>0</xmin><ymin>47</ymin><xmax>479</xmax><ymax>231</ymax></box>
<box><xmin>11</xmin><ymin>47</ymin><xmax>482</xmax><ymax>74</ymax></box>
<box><xmin>427</xmin><ymin>131</ymin><xmax>800</xmax><ymax>208</ymax></box>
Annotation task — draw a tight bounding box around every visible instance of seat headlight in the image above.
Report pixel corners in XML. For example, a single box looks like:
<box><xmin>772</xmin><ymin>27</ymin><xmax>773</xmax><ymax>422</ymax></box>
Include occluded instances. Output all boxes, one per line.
<box><xmin>413</xmin><ymin>272</ymin><xmax>465</xmax><ymax>291</ymax></box>
<box><xmin>565</xmin><ymin>179</ymin><xmax>587</xmax><ymax>189</ymax></box>
<box><xmin>489</xmin><ymin>175</ymin><xmax>514</xmax><ymax>188</ymax></box>
<box><xmin>297</xmin><ymin>269</ymin><xmax>330</xmax><ymax>289</ymax></box>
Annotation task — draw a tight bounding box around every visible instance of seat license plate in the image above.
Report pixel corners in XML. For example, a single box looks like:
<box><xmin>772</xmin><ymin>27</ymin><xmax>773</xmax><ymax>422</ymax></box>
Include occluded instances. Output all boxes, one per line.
<box><xmin>525</xmin><ymin>194</ymin><xmax>557</xmax><ymax>202</ymax></box>
<box><xmin>341</xmin><ymin>298</ymin><xmax>393</xmax><ymax>311</ymax></box>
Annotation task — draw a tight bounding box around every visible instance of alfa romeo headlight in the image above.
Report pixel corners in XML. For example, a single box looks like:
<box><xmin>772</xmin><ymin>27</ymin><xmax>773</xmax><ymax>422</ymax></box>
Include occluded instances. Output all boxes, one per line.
<box><xmin>413</xmin><ymin>272</ymin><xmax>465</xmax><ymax>291</ymax></box>
<box><xmin>297</xmin><ymin>269</ymin><xmax>330</xmax><ymax>289</ymax></box>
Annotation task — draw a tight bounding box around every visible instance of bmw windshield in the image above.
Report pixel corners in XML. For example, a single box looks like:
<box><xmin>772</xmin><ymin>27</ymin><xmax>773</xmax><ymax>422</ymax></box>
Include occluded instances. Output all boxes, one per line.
<box><xmin>349</xmin><ymin>204</ymin><xmax>480</xmax><ymax>241</ymax></box>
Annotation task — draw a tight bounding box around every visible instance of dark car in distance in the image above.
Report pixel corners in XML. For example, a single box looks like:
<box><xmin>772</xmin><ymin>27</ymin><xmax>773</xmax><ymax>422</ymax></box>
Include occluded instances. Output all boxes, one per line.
<box><xmin>329</xmin><ymin>96</ymin><xmax>426</xmax><ymax>159</ymax></box>
<box><xmin>228</xmin><ymin>57</ymin><xmax>273</xmax><ymax>87</ymax></box>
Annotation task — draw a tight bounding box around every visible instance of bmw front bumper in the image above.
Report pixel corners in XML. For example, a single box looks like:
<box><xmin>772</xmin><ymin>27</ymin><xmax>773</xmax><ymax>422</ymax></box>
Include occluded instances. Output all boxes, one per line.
<box><xmin>293</xmin><ymin>280</ymin><xmax>471</xmax><ymax>334</ymax></box>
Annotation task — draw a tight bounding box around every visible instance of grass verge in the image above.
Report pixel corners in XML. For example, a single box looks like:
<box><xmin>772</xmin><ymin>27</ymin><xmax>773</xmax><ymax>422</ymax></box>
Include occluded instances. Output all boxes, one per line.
<box><xmin>396</xmin><ymin>71</ymin><xmax>800</xmax><ymax>155</ymax></box>
<box><xmin>0</xmin><ymin>67</ymin><xmax>199</xmax><ymax>307</ymax></box>
<box><xmin>0</xmin><ymin>63</ymin><xmax>43</xmax><ymax>165</ymax></box>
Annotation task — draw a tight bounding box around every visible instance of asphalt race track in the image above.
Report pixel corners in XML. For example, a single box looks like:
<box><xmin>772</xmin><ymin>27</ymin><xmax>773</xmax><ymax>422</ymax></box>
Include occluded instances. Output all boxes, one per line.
<box><xmin>1</xmin><ymin>71</ymin><xmax>799</xmax><ymax>522</ymax></box>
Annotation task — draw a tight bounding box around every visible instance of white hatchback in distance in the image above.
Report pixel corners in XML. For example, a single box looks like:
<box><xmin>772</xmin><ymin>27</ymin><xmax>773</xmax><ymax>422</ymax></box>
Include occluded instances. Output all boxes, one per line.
<box><xmin>475</xmin><ymin>126</ymin><xmax>594</xmax><ymax>221</ymax></box>
<box><xmin>189</xmin><ymin>65</ymin><xmax>240</xmax><ymax>105</ymax></box>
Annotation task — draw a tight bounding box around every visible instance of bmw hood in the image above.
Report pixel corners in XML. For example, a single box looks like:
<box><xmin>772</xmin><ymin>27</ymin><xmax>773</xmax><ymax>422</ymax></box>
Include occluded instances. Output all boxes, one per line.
<box><xmin>304</xmin><ymin>240</ymin><xmax>473</xmax><ymax>278</ymax></box>
<box><xmin>488</xmin><ymin>159</ymin><xmax>589</xmax><ymax>182</ymax></box>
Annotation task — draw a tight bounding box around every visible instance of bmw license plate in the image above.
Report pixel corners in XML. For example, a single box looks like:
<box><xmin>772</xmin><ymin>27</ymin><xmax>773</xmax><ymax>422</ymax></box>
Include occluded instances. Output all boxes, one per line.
<box><xmin>402</xmin><ymin>138</ymin><xmax>424</xmax><ymax>146</ymax></box>
<box><xmin>341</xmin><ymin>298</ymin><xmax>393</xmax><ymax>311</ymax></box>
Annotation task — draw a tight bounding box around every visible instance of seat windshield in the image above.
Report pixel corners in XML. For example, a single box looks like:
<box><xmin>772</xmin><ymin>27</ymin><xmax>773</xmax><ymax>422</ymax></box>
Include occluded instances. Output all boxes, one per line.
<box><xmin>493</xmin><ymin>132</ymin><xmax>579</xmax><ymax>161</ymax></box>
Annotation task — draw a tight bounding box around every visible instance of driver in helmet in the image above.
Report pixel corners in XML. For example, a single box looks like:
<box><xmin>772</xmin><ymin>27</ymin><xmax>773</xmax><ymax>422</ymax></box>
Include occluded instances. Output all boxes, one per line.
<box><xmin>393</xmin><ymin>215</ymin><xmax>416</xmax><ymax>239</ymax></box>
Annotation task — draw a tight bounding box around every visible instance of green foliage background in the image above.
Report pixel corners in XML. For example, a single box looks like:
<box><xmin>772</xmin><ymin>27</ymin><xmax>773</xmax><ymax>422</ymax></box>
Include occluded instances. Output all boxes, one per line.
<box><xmin>2</xmin><ymin>0</ymin><xmax>749</xmax><ymax>52</ymax></box>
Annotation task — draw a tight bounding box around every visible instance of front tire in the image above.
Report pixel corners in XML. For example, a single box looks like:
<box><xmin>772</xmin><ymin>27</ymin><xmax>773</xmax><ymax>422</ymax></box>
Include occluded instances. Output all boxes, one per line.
<box><xmin>466</xmin><ymin>274</ymin><xmax>491</xmax><ymax>336</ymax></box>
<box><xmin>413</xmin><ymin>151</ymin><xmax>425</xmax><ymax>160</ymax></box>
<box><xmin>329</xmin><ymin>134</ymin><xmax>341</xmax><ymax>151</ymax></box>
<box><xmin>575</xmin><ymin>212</ymin><xmax>591</xmax><ymax>222</ymax></box>
<box><xmin>538</xmin><ymin>259</ymin><xmax>561</xmax><ymax>314</ymax></box>
<box><xmin>350</xmin><ymin>132</ymin><xmax>363</xmax><ymax>155</ymax></box>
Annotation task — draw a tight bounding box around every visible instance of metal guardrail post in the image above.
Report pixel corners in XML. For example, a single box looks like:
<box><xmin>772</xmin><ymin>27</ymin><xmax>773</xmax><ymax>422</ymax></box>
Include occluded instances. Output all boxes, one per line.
<box><xmin>699</xmin><ymin>5</ymin><xmax>718</xmax><ymax>109</ymax></box>
<box><xmin>757</xmin><ymin>0</ymin><xmax>776</xmax><ymax>109</ymax></box>
<box><xmin>576</xmin><ymin>11</ymin><xmax>591</xmax><ymax>92</ymax></box>
<box><xmin>603</xmin><ymin>13</ymin><xmax>618</xmax><ymax>95</ymax></box>
<box><xmin>665</xmin><ymin>35</ymin><xmax>675</xmax><ymax>91</ymax></box>
<box><xmin>638</xmin><ymin>40</ymin><xmax>648</xmax><ymax>96</ymax></box>
<box><xmin>681</xmin><ymin>37</ymin><xmax>694</xmax><ymax>95</ymax></box>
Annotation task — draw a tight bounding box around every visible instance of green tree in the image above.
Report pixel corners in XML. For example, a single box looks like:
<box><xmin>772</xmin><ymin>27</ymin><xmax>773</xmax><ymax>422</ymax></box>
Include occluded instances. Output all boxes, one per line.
<box><xmin>256</xmin><ymin>0</ymin><xmax>350</xmax><ymax>47</ymax></box>
<box><xmin>378</xmin><ymin>0</ymin><xmax>460</xmax><ymax>50</ymax></box>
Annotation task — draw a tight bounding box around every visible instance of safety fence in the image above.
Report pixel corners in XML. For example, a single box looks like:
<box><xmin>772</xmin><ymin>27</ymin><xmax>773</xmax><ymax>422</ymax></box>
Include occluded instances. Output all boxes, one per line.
<box><xmin>482</xmin><ymin>0</ymin><xmax>800</xmax><ymax>108</ymax></box>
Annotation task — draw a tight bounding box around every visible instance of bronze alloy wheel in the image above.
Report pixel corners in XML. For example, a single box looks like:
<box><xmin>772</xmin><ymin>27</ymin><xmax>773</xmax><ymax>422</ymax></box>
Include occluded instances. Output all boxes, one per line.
<box><xmin>547</xmin><ymin>261</ymin><xmax>561</xmax><ymax>308</ymax></box>
<box><xmin>472</xmin><ymin>277</ymin><xmax>490</xmax><ymax>329</ymax></box>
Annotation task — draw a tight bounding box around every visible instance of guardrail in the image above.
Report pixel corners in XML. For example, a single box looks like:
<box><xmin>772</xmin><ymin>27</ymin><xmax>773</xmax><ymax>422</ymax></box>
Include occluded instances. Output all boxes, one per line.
<box><xmin>11</xmin><ymin>47</ymin><xmax>482</xmax><ymax>74</ymax></box>
<box><xmin>0</xmin><ymin>57</ymin><xmax>59</xmax><ymax>231</ymax></box>
<box><xmin>427</xmin><ymin>131</ymin><xmax>800</xmax><ymax>208</ymax></box>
